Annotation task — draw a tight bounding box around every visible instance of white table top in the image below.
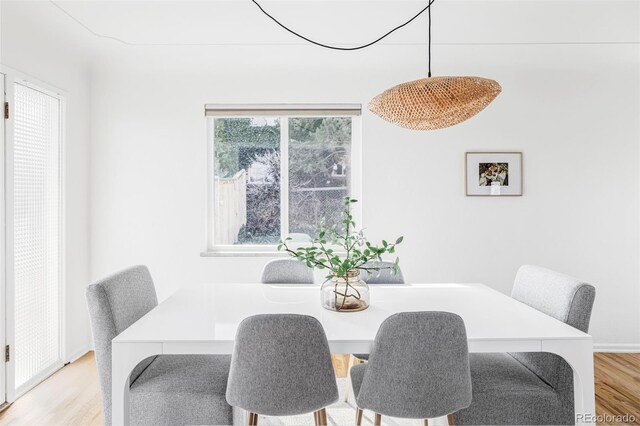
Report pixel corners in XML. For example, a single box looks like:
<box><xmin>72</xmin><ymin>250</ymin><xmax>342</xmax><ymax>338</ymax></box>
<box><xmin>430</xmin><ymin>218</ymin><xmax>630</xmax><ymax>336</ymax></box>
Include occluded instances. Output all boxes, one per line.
<box><xmin>114</xmin><ymin>283</ymin><xmax>589</xmax><ymax>353</ymax></box>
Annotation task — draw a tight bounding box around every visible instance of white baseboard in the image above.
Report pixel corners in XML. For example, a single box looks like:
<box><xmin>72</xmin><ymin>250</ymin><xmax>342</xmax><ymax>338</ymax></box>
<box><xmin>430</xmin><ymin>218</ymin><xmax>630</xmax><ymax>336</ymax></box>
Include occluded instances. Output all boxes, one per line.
<box><xmin>65</xmin><ymin>345</ymin><xmax>91</xmax><ymax>363</ymax></box>
<box><xmin>593</xmin><ymin>343</ymin><xmax>640</xmax><ymax>353</ymax></box>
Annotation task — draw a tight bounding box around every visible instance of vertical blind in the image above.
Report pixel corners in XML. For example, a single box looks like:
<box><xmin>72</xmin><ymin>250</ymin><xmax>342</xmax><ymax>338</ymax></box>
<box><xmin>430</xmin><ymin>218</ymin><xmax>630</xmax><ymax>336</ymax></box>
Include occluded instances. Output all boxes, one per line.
<box><xmin>13</xmin><ymin>83</ymin><xmax>62</xmax><ymax>390</ymax></box>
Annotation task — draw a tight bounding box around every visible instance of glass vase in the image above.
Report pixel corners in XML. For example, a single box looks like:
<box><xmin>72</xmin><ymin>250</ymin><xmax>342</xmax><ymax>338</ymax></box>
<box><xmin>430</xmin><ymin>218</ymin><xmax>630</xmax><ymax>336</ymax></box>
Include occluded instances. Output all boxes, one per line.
<box><xmin>321</xmin><ymin>270</ymin><xmax>370</xmax><ymax>312</ymax></box>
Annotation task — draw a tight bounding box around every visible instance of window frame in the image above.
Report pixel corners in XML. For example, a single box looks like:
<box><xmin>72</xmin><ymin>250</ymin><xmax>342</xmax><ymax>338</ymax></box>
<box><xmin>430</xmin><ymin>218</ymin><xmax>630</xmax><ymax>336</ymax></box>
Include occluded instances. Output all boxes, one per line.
<box><xmin>203</xmin><ymin>105</ymin><xmax>362</xmax><ymax>256</ymax></box>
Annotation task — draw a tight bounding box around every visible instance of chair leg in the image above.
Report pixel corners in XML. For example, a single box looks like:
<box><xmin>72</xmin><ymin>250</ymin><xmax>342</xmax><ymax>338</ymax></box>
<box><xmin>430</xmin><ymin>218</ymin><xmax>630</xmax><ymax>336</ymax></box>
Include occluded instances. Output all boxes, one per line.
<box><xmin>343</xmin><ymin>354</ymin><xmax>361</xmax><ymax>403</ymax></box>
<box><xmin>447</xmin><ymin>414</ymin><xmax>455</xmax><ymax>425</ymax></box>
<box><xmin>355</xmin><ymin>408</ymin><xmax>364</xmax><ymax>426</ymax></box>
<box><xmin>314</xmin><ymin>408</ymin><xmax>327</xmax><ymax>426</ymax></box>
<box><xmin>374</xmin><ymin>413</ymin><xmax>382</xmax><ymax>426</ymax></box>
<box><xmin>248</xmin><ymin>412</ymin><xmax>258</xmax><ymax>426</ymax></box>
<box><xmin>423</xmin><ymin>419</ymin><xmax>429</xmax><ymax>426</ymax></box>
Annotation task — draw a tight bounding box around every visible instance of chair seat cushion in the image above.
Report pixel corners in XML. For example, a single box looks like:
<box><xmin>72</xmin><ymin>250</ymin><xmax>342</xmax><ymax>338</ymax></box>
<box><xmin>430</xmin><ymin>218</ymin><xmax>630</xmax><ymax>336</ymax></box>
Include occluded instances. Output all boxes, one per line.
<box><xmin>129</xmin><ymin>355</ymin><xmax>233</xmax><ymax>426</ymax></box>
<box><xmin>454</xmin><ymin>353</ymin><xmax>573</xmax><ymax>425</ymax></box>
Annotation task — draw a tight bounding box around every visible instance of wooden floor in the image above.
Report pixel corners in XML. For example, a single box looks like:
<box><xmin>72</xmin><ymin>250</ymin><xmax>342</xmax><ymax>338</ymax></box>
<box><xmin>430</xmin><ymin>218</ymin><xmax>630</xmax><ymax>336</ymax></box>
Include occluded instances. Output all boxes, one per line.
<box><xmin>0</xmin><ymin>353</ymin><xmax>102</xmax><ymax>426</ymax></box>
<box><xmin>0</xmin><ymin>352</ymin><xmax>637</xmax><ymax>425</ymax></box>
<box><xmin>594</xmin><ymin>353</ymin><xmax>640</xmax><ymax>425</ymax></box>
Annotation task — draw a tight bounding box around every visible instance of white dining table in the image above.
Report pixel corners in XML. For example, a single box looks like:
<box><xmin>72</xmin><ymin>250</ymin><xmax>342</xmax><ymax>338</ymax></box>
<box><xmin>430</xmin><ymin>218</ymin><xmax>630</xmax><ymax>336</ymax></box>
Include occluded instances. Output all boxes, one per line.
<box><xmin>112</xmin><ymin>283</ymin><xmax>595</xmax><ymax>426</ymax></box>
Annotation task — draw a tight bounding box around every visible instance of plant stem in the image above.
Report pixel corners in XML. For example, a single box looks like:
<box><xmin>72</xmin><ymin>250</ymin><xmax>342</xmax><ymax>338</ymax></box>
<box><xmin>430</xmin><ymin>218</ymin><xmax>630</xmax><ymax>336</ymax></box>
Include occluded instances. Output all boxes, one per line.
<box><xmin>281</xmin><ymin>245</ymin><xmax>326</xmax><ymax>269</ymax></box>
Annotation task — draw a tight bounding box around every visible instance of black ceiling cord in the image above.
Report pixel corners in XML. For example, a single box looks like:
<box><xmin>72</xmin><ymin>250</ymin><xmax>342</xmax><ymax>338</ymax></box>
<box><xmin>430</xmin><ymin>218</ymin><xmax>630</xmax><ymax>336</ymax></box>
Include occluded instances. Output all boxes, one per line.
<box><xmin>428</xmin><ymin>1</ymin><xmax>432</xmax><ymax>77</ymax></box>
<box><xmin>250</xmin><ymin>0</ymin><xmax>436</xmax><ymax>51</ymax></box>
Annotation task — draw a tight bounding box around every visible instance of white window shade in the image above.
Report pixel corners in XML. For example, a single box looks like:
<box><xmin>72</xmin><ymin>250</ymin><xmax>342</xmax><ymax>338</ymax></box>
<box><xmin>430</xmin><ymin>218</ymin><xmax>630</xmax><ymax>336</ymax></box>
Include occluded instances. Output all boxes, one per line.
<box><xmin>205</xmin><ymin>104</ymin><xmax>361</xmax><ymax>117</ymax></box>
<box><xmin>13</xmin><ymin>83</ymin><xmax>62</xmax><ymax>391</ymax></box>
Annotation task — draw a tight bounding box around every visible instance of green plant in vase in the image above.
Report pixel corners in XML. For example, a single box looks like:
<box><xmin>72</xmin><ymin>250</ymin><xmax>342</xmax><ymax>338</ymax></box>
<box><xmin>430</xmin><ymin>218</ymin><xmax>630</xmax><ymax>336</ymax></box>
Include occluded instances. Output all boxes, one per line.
<box><xmin>278</xmin><ymin>197</ymin><xmax>403</xmax><ymax>312</ymax></box>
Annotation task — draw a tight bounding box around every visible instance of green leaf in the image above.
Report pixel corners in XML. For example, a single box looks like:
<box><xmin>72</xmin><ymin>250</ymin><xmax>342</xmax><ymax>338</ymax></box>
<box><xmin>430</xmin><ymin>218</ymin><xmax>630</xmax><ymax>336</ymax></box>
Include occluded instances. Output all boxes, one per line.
<box><xmin>382</xmin><ymin>240</ymin><xmax>388</xmax><ymax>247</ymax></box>
<box><xmin>395</xmin><ymin>236</ymin><xmax>404</xmax><ymax>244</ymax></box>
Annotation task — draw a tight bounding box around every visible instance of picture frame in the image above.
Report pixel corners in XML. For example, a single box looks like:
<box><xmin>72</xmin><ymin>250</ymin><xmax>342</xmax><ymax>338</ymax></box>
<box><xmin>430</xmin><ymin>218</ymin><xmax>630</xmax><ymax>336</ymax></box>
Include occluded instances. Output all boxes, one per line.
<box><xmin>465</xmin><ymin>152</ymin><xmax>523</xmax><ymax>196</ymax></box>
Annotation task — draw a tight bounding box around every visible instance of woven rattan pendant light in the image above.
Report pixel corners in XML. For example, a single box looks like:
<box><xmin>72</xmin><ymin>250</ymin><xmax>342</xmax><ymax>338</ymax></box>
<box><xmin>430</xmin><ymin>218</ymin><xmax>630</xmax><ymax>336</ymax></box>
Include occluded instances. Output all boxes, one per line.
<box><xmin>369</xmin><ymin>76</ymin><xmax>501</xmax><ymax>130</ymax></box>
<box><xmin>369</xmin><ymin>5</ymin><xmax>501</xmax><ymax>130</ymax></box>
<box><xmin>252</xmin><ymin>0</ymin><xmax>501</xmax><ymax>131</ymax></box>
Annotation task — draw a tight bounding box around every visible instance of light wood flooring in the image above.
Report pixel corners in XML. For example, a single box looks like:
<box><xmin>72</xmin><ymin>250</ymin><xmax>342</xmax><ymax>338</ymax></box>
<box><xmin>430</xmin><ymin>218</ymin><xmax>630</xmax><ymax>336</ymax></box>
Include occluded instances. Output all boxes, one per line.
<box><xmin>0</xmin><ymin>352</ymin><xmax>637</xmax><ymax>425</ymax></box>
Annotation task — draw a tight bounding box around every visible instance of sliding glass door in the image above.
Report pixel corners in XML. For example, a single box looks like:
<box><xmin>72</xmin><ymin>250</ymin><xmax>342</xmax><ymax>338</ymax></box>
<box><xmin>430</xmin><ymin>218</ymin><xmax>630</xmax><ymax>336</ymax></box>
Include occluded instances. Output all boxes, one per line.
<box><xmin>5</xmin><ymin>80</ymin><xmax>63</xmax><ymax>399</ymax></box>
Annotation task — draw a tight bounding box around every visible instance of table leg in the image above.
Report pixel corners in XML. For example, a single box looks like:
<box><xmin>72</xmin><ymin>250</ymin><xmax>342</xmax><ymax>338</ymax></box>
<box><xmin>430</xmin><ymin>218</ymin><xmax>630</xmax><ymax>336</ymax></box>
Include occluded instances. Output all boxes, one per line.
<box><xmin>112</xmin><ymin>342</ymin><xmax>162</xmax><ymax>426</ymax></box>
<box><xmin>541</xmin><ymin>338</ymin><xmax>595</xmax><ymax>426</ymax></box>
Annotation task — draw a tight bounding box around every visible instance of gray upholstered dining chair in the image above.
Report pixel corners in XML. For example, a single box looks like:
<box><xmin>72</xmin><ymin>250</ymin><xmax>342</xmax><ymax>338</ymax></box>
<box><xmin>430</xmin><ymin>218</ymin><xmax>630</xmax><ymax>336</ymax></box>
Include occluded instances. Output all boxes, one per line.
<box><xmin>348</xmin><ymin>262</ymin><xmax>405</xmax><ymax>366</ymax></box>
<box><xmin>226</xmin><ymin>314</ymin><xmax>339</xmax><ymax>426</ymax></box>
<box><xmin>261</xmin><ymin>258</ymin><xmax>314</xmax><ymax>284</ymax></box>
<box><xmin>86</xmin><ymin>265</ymin><xmax>233</xmax><ymax>425</ymax></box>
<box><xmin>350</xmin><ymin>311</ymin><xmax>472</xmax><ymax>426</ymax></box>
<box><xmin>360</xmin><ymin>261</ymin><xmax>404</xmax><ymax>284</ymax></box>
<box><xmin>454</xmin><ymin>265</ymin><xmax>596</xmax><ymax>425</ymax></box>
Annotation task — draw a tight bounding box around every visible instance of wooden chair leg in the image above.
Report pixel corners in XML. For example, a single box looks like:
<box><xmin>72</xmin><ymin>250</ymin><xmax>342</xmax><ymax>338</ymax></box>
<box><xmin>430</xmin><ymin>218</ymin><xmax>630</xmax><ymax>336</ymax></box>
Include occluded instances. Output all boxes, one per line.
<box><xmin>423</xmin><ymin>419</ymin><xmax>429</xmax><ymax>426</ymax></box>
<box><xmin>355</xmin><ymin>408</ymin><xmax>364</xmax><ymax>426</ymax></box>
<box><xmin>447</xmin><ymin>414</ymin><xmax>455</xmax><ymax>425</ymax></box>
<box><xmin>314</xmin><ymin>408</ymin><xmax>327</xmax><ymax>426</ymax></box>
<box><xmin>248</xmin><ymin>412</ymin><xmax>258</xmax><ymax>426</ymax></box>
<box><xmin>374</xmin><ymin>413</ymin><xmax>382</xmax><ymax>426</ymax></box>
<box><xmin>343</xmin><ymin>354</ymin><xmax>360</xmax><ymax>403</ymax></box>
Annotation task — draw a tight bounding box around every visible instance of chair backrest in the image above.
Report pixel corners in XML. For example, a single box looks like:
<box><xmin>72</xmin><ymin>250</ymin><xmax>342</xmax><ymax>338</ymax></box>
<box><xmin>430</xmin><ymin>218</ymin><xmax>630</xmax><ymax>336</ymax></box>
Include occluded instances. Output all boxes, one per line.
<box><xmin>86</xmin><ymin>265</ymin><xmax>159</xmax><ymax>424</ymax></box>
<box><xmin>261</xmin><ymin>259</ymin><xmax>314</xmax><ymax>284</ymax></box>
<box><xmin>510</xmin><ymin>265</ymin><xmax>595</xmax><ymax>396</ymax></box>
<box><xmin>356</xmin><ymin>312</ymin><xmax>472</xmax><ymax>419</ymax></box>
<box><xmin>226</xmin><ymin>314</ymin><xmax>338</xmax><ymax>416</ymax></box>
<box><xmin>360</xmin><ymin>261</ymin><xmax>405</xmax><ymax>284</ymax></box>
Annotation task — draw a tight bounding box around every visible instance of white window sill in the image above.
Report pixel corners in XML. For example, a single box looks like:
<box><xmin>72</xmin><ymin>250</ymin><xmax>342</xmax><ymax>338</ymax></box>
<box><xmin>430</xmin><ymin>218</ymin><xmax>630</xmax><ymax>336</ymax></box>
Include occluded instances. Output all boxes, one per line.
<box><xmin>201</xmin><ymin>249</ymin><xmax>348</xmax><ymax>258</ymax></box>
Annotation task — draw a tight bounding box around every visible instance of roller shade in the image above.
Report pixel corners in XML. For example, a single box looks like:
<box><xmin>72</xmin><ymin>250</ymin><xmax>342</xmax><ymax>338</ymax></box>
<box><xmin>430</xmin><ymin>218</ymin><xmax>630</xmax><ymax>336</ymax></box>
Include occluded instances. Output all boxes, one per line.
<box><xmin>205</xmin><ymin>104</ymin><xmax>361</xmax><ymax>117</ymax></box>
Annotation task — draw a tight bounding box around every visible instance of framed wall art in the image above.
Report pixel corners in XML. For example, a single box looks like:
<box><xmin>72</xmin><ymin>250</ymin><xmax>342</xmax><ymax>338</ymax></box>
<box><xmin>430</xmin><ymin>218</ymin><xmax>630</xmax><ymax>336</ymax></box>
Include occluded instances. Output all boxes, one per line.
<box><xmin>466</xmin><ymin>152</ymin><xmax>522</xmax><ymax>196</ymax></box>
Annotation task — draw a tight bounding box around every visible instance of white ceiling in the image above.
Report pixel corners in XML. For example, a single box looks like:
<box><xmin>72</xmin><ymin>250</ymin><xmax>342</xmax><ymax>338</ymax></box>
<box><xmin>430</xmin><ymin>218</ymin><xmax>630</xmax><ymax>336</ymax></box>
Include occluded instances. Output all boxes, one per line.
<box><xmin>1</xmin><ymin>0</ymin><xmax>637</xmax><ymax>60</ymax></box>
<box><xmin>49</xmin><ymin>1</ymin><xmax>431</xmax><ymax>46</ymax></box>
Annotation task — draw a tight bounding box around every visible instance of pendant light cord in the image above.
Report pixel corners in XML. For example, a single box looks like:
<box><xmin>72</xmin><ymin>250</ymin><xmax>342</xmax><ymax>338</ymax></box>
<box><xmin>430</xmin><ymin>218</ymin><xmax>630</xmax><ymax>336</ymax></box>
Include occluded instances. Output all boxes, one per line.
<box><xmin>251</xmin><ymin>0</ymin><xmax>436</xmax><ymax>51</ymax></box>
<box><xmin>428</xmin><ymin>3</ymin><xmax>432</xmax><ymax>77</ymax></box>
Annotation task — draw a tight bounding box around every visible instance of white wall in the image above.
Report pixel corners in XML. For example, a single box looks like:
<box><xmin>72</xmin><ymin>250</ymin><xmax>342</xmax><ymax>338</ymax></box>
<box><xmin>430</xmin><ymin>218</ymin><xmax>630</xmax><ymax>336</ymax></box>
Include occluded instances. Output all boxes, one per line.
<box><xmin>1</xmin><ymin>0</ymin><xmax>638</xmax><ymax>353</ymax></box>
<box><xmin>89</xmin><ymin>1</ymin><xmax>640</xmax><ymax>347</ymax></box>
<box><xmin>1</xmin><ymin>2</ymin><xmax>93</xmax><ymax>360</ymax></box>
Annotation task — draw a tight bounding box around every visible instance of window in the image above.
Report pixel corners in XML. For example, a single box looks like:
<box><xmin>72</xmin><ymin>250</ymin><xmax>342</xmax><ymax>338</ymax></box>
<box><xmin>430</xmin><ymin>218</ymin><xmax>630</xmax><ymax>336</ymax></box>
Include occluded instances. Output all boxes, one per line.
<box><xmin>205</xmin><ymin>105</ymin><xmax>361</xmax><ymax>254</ymax></box>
